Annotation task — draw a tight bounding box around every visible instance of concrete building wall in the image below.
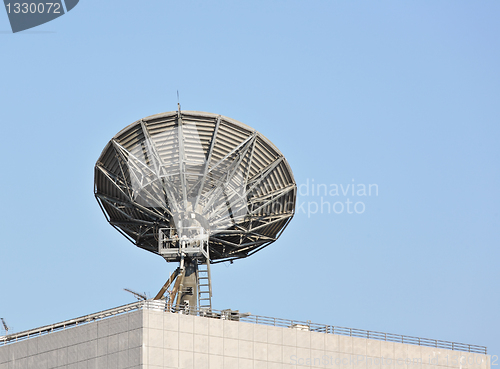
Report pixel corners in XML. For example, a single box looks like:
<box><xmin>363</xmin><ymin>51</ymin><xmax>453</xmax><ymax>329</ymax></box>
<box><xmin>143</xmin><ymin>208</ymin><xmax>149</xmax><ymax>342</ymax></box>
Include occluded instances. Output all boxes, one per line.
<box><xmin>0</xmin><ymin>306</ymin><xmax>491</xmax><ymax>369</ymax></box>
<box><xmin>143</xmin><ymin>308</ymin><xmax>490</xmax><ymax>369</ymax></box>
<box><xmin>0</xmin><ymin>310</ymin><xmax>142</xmax><ymax>369</ymax></box>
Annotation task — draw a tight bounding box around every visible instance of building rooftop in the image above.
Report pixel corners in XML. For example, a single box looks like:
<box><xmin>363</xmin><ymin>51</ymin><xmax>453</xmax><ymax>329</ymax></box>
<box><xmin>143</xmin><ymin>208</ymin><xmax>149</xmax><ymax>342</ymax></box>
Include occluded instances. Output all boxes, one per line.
<box><xmin>0</xmin><ymin>301</ymin><xmax>487</xmax><ymax>355</ymax></box>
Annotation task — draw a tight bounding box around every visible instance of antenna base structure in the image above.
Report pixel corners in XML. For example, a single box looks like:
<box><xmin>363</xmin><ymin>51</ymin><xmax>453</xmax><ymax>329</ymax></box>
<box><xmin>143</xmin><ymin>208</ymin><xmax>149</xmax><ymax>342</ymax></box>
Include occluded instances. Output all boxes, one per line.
<box><xmin>155</xmin><ymin>225</ymin><xmax>212</xmax><ymax>312</ymax></box>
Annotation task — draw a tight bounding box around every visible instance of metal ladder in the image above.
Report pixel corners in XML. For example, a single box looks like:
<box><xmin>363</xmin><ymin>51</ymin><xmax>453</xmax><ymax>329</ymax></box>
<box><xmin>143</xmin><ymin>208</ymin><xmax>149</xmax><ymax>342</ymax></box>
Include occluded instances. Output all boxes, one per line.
<box><xmin>197</xmin><ymin>259</ymin><xmax>212</xmax><ymax>311</ymax></box>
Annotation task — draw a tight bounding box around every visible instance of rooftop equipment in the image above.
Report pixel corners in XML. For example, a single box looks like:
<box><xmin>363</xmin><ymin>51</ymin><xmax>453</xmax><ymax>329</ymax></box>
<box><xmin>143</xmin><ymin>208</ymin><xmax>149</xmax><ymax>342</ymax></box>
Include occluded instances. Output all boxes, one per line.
<box><xmin>94</xmin><ymin>107</ymin><xmax>296</xmax><ymax>311</ymax></box>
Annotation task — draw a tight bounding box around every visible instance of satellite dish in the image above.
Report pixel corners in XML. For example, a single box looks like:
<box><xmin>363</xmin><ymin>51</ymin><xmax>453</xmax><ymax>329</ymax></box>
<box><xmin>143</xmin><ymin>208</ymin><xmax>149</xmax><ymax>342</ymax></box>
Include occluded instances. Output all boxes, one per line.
<box><xmin>95</xmin><ymin>109</ymin><xmax>296</xmax><ymax>311</ymax></box>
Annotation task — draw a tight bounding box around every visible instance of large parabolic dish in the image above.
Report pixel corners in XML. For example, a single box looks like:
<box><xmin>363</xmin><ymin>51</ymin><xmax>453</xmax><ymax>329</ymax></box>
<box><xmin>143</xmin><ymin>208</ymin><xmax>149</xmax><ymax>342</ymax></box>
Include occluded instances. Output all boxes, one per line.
<box><xmin>94</xmin><ymin>110</ymin><xmax>297</xmax><ymax>265</ymax></box>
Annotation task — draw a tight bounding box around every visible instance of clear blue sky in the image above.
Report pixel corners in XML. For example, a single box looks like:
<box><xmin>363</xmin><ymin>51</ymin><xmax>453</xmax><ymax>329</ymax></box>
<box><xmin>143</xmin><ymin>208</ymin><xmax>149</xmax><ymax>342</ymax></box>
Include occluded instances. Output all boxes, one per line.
<box><xmin>1</xmin><ymin>0</ymin><xmax>499</xmax><ymax>361</ymax></box>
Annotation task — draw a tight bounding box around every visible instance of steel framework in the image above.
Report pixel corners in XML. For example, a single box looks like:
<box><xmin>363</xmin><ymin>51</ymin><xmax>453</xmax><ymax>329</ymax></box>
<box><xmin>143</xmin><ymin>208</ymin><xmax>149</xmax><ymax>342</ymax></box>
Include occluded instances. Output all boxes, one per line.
<box><xmin>94</xmin><ymin>109</ymin><xmax>296</xmax><ymax>262</ymax></box>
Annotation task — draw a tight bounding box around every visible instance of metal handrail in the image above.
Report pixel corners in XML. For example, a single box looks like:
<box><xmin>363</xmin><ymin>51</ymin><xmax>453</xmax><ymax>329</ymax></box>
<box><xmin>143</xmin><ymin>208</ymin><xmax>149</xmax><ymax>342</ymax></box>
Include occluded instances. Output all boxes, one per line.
<box><xmin>0</xmin><ymin>301</ymin><xmax>143</xmax><ymax>346</ymax></box>
<box><xmin>0</xmin><ymin>300</ymin><xmax>487</xmax><ymax>354</ymax></box>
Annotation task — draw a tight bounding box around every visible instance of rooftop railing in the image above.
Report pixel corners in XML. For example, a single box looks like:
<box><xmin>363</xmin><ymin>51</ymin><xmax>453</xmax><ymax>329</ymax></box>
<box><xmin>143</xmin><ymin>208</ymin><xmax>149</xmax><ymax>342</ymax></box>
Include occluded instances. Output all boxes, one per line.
<box><xmin>0</xmin><ymin>300</ymin><xmax>487</xmax><ymax>354</ymax></box>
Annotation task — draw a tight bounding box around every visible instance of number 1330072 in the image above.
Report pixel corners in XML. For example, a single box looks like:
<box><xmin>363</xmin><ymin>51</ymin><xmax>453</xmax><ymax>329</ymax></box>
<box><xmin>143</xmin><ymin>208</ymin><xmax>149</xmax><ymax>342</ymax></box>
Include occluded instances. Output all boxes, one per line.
<box><xmin>5</xmin><ymin>3</ymin><xmax>62</xmax><ymax>14</ymax></box>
